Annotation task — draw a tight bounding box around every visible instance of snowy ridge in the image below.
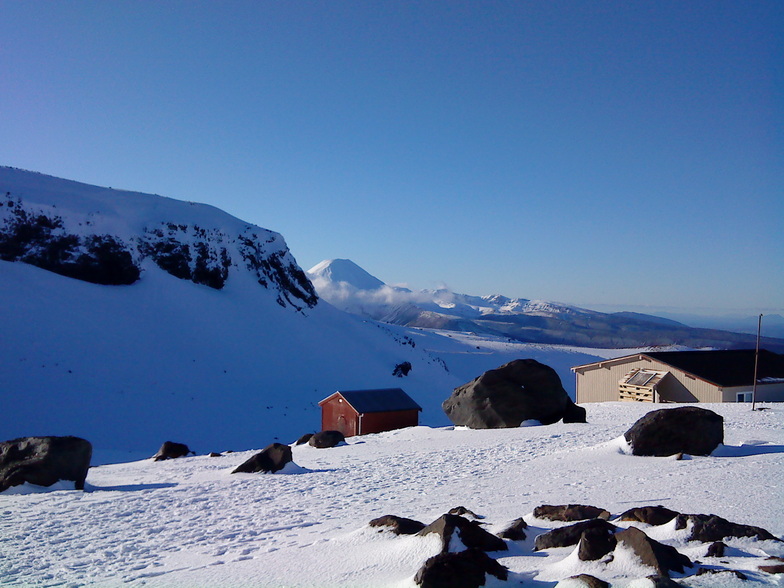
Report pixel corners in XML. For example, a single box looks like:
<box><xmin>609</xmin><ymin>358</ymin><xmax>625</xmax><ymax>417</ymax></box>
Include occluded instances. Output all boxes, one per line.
<box><xmin>0</xmin><ymin>166</ymin><xmax>316</xmax><ymax>309</ymax></box>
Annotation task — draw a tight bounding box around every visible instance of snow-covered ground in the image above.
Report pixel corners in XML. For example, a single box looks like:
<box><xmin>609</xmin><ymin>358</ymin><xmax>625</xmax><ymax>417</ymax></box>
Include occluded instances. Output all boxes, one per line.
<box><xmin>2</xmin><ymin>402</ymin><xmax>782</xmax><ymax>587</ymax></box>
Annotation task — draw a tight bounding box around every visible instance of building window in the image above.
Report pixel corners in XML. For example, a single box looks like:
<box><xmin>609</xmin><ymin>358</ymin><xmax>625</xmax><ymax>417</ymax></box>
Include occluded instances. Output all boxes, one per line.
<box><xmin>736</xmin><ymin>392</ymin><xmax>753</xmax><ymax>402</ymax></box>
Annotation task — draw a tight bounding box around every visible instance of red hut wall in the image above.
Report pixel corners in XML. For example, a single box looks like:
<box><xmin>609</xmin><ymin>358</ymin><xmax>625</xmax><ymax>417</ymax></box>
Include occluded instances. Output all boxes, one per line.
<box><xmin>359</xmin><ymin>409</ymin><xmax>419</xmax><ymax>435</ymax></box>
<box><xmin>320</xmin><ymin>397</ymin><xmax>359</xmax><ymax>437</ymax></box>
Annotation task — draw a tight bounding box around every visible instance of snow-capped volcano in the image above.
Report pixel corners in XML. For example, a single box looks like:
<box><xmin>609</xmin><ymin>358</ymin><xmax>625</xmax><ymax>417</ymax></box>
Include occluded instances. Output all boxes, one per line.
<box><xmin>308</xmin><ymin>258</ymin><xmax>784</xmax><ymax>352</ymax></box>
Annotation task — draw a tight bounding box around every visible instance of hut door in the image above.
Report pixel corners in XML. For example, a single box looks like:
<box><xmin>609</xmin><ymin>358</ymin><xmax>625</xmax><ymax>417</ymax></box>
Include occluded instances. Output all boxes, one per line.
<box><xmin>337</xmin><ymin>414</ymin><xmax>349</xmax><ymax>436</ymax></box>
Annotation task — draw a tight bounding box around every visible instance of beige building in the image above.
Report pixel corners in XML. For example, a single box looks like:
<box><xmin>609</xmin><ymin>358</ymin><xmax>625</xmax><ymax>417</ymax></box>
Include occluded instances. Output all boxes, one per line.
<box><xmin>572</xmin><ymin>349</ymin><xmax>784</xmax><ymax>404</ymax></box>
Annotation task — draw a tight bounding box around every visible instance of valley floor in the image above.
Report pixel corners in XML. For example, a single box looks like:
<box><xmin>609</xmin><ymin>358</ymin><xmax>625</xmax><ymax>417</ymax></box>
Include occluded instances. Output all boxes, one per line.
<box><xmin>1</xmin><ymin>402</ymin><xmax>783</xmax><ymax>587</ymax></box>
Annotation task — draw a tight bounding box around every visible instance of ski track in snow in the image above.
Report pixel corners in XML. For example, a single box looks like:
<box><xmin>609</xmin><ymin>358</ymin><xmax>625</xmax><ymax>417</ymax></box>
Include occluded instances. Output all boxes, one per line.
<box><xmin>2</xmin><ymin>403</ymin><xmax>783</xmax><ymax>587</ymax></box>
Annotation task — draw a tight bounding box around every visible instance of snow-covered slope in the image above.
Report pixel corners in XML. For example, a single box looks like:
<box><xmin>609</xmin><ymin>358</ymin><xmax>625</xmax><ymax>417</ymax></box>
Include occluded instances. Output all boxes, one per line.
<box><xmin>2</xmin><ymin>402</ymin><xmax>782</xmax><ymax>587</ymax></box>
<box><xmin>1</xmin><ymin>168</ymin><xmax>612</xmax><ymax>462</ymax></box>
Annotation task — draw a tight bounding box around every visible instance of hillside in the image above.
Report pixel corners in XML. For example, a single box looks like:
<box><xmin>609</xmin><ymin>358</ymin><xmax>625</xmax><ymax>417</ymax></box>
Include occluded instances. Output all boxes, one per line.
<box><xmin>0</xmin><ymin>168</ymin><xmax>612</xmax><ymax>462</ymax></box>
<box><xmin>308</xmin><ymin>259</ymin><xmax>784</xmax><ymax>352</ymax></box>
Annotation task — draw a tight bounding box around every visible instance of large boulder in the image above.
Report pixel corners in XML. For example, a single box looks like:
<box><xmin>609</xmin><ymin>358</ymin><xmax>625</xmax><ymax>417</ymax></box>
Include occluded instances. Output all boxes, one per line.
<box><xmin>624</xmin><ymin>407</ymin><xmax>723</xmax><ymax>457</ymax></box>
<box><xmin>152</xmin><ymin>441</ymin><xmax>193</xmax><ymax>461</ymax></box>
<box><xmin>369</xmin><ymin>514</ymin><xmax>426</xmax><ymax>535</ymax></box>
<box><xmin>414</xmin><ymin>548</ymin><xmax>508</xmax><ymax>588</ymax></box>
<box><xmin>0</xmin><ymin>436</ymin><xmax>92</xmax><ymax>492</ymax></box>
<box><xmin>618</xmin><ymin>506</ymin><xmax>680</xmax><ymax>526</ymax></box>
<box><xmin>442</xmin><ymin>359</ymin><xmax>580</xmax><ymax>428</ymax></box>
<box><xmin>613</xmin><ymin>527</ymin><xmax>691</xmax><ymax>577</ymax></box>
<box><xmin>308</xmin><ymin>430</ymin><xmax>345</xmax><ymax>448</ymax></box>
<box><xmin>534</xmin><ymin>519</ymin><xmax>617</xmax><ymax>551</ymax></box>
<box><xmin>534</xmin><ymin>504</ymin><xmax>610</xmax><ymax>522</ymax></box>
<box><xmin>417</xmin><ymin>514</ymin><xmax>507</xmax><ymax>553</ymax></box>
<box><xmin>674</xmin><ymin>513</ymin><xmax>781</xmax><ymax>543</ymax></box>
<box><xmin>231</xmin><ymin>443</ymin><xmax>293</xmax><ymax>474</ymax></box>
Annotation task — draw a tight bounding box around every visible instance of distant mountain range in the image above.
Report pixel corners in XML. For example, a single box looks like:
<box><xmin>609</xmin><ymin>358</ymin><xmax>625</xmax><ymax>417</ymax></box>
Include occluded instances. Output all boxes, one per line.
<box><xmin>308</xmin><ymin>259</ymin><xmax>784</xmax><ymax>353</ymax></box>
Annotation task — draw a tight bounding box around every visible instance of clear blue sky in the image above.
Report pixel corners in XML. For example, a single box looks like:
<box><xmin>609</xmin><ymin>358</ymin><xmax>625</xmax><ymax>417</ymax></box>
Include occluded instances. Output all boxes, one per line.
<box><xmin>2</xmin><ymin>1</ymin><xmax>782</xmax><ymax>315</ymax></box>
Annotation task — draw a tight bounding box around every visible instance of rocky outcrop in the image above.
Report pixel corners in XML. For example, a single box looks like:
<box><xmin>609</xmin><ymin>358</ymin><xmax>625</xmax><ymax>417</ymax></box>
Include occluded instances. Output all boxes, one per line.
<box><xmin>369</xmin><ymin>515</ymin><xmax>426</xmax><ymax>535</ymax></box>
<box><xmin>231</xmin><ymin>443</ymin><xmax>293</xmax><ymax>474</ymax></box>
<box><xmin>0</xmin><ymin>186</ymin><xmax>317</xmax><ymax>311</ymax></box>
<box><xmin>624</xmin><ymin>406</ymin><xmax>723</xmax><ymax>456</ymax></box>
<box><xmin>613</xmin><ymin>527</ymin><xmax>691</xmax><ymax>577</ymax></box>
<box><xmin>555</xmin><ymin>575</ymin><xmax>609</xmax><ymax>588</ymax></box>
<box><xmin>0</xmin><ymin>436</ymin><xmax>92</xmax><ymax>492</ymax></box>
<box><xmin>534</xmin><ymin>504</ymin><xmax>610</xmax><ymax>522</ymax></box>
<box><xmin>577</xmin><ymin>525</ymin><xmax>617</xmax><ymax>561</ymax></box>
<box><xmin>534</xmin><ymin>519</ymin><xmax>617</xmax><ymax>551</ymax></box>
<box><xmin>416</xmin><ymin>514</ymin><xmax>507</xmax><ymax>553</ymax></box>
<box><xmin>497</xmin><ymin>517</ymin><xmax>528</xmax><ymax>541</ymax></box>
<box><xmin>308</xmin><ymin>430</ymin><xmax>345</xmax><ymax>448</ymax></box>
<box><xmin>618</xmin><ymin>506</ymin><xmax>680</xmax><ymax>526</ymax></box>
<box><xmin>442</xmin><ymin>359</ymin><xmax>583</xmax><ymax>428</ymax></box>
<box><xmin>674</xmin><ymin>513</ymin><xmax>781</xmax><ymax>543</ymax></box>
<box><xmin>414</xmin><ymin>548</ymin><xmax>508</xmax><ymax>588</ymax></box>
<box><xmin>152</xmin><ymin>441</ymin><xmax>193</xmax><ymax>461</ymax></box>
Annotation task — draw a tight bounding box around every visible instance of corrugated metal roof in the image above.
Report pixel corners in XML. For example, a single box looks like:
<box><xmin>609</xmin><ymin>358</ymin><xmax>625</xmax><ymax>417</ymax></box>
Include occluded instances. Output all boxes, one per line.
<box><xmin>325</xmin><ymin>388</ymin><xmax>422</xmax><ymax>414</ymax></box>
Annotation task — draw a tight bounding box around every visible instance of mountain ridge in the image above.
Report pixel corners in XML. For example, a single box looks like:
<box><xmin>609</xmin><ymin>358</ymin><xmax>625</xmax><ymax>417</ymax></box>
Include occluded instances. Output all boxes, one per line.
<box><xmin>307</xmin><ymin>258</ymin><xmax>784</xmax><ymax>352</ymax></box>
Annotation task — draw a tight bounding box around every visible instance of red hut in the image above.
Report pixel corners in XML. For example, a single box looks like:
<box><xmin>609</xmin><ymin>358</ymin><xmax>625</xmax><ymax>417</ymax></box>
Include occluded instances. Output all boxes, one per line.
<box><xmin>318</xmin><ymin>388</ymin><xmax>422</xmax><ymax>437</ymax></box>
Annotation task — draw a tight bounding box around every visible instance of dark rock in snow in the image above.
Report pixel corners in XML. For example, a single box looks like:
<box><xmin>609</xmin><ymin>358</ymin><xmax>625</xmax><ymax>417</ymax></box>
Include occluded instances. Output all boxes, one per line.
<box><xmin>618</xmin><ymin>505</ymin><xmax>680</xmax><ymax>526</ymax></box>
<box><xmin>308</xmin><ymin>430</ymin><xmax>345</xmax><ymax>448</ymax></box>
<box><xmin>534</xmin><ymin>519</ymin><xmax>617</xmax><ymax>551</ymax></box>
<box><xmin>497</xmin><ymin>517</ymin><xmax>528</xmax><ymax>541</ymax></box>
<box><xmin>231</xmin><ymin>443</ymin><xmax>292</xmax><ymax>474</ymax></box>
<box><xmin>153</xmin><ymin>441</ymin><xmax>193</xmax><ymax>461</ymax></box>
<box><xmin>208</xmin><ymin>452</ymin><xmax>222</xmax><ymax>458</ymax></box>
<box><xmin>674</xmin><ymin>513</ymin><xmax>782</xmax><ymax>543</ymax></box>
<box><xmin>534</xmin><ymin>504</ymin><xmax>610</xmax><ymax>522</ymax></box>
<box><xmin>0</xmin><ymin>436</ymin><xmax>92</xmax><ymax>492</ymax></box>
<box><xmin>448</xmin><ymin>506</ymin><xmax>483</xmax><ymax>519</ymax></box>
<box><xmin>562</xmin><ymin>401</ymin><xmax>587</xmax><ymax>423</ymax></box>
<box><xmin>369</xmin><ymin>514</ymin><xmax>426</xmax><ymax>535</ymax></box>
<box><xmin>555</xmin><ymin>574</ymin><xmax>609</xmax><ymax>588</ymax></box>
<box><xmin>417</xmin><ymin>514</ymin><xmax>507</xmax><ymax>553</ymax></box>
<box><xmin>414</xmin><ymin>548</ymin><xmax>508</xmax><ymax>588</ymax></box>
<box><xmin>442</xmin><ymin>359</ymin><xmax>580</xmax><ymax>428</ymax></box>
<box><xmin>706</xmin><ymin>541</ymin><xmax>727</xmax><ymax>557</ymax></box>
<box><xmin>639</xmin><ymin>576</ymin><xmax>682</xmax><ymax>588</ymax></box>
<box><xmin>393</xmin><ymin>361</ymin><xmax>412</xmax><ymax>377</ymax></box>
<box><xmin>294</xmin><ymin>433</ymin><xmax>314</xmax><ymax>446</ymax></box>
<box><xmin>624</xmin><ymin>406</ymin><xmax>723</xmax><ymax>456</ymax></box>
<box><xmin>577</xmin><ymin>525</ymin><xmax>617</xmax><ymax>561</ymax></box>
<box><xmin>613</xmin><ymin>526</ymin><xmax>691</xmax><ymax>577</ymax></box>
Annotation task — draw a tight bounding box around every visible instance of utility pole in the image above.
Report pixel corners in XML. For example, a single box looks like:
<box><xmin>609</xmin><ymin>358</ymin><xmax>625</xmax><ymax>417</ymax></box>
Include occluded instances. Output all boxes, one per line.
<box><xmin>752</xmin><ymin>314</ymin><xmax>762</xmax><ymax>410</ymax></box>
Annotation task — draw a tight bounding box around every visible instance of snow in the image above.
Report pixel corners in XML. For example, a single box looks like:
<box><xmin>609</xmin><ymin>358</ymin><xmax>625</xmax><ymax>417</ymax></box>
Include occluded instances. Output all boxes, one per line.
<box><xmin>1</xmin><ymin>402</ymin><xmax>782</xmax><ymax>587</ymax></box>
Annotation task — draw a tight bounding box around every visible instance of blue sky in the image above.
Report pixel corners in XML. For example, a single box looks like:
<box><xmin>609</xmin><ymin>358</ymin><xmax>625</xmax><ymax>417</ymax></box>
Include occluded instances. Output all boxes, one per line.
<box><xmin>1</xmin><ymin>1</ymin><xmax>782</xmax><ymax>315</ymax></box>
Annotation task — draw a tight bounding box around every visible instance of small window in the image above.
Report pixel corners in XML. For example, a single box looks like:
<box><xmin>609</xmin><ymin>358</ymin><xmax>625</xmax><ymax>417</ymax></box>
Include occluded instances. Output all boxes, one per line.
<box><xmin>736</xmin><ymin>392</ymin><xmax>753</xmax><ymax>403</ymax></box>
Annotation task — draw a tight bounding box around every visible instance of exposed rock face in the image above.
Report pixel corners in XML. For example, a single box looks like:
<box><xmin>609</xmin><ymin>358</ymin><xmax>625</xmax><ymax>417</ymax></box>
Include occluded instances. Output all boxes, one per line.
<box><xmin>442</xmin><ymin>359</ymin><xmax>580</xmax><ymax>428</ymax></box>
<box><xmin>577</xmin><ymin>526</ymin><xmax>617</xmax><ymax>561</ymax></box>
<box><xmin>497</xmin><ymin>518</ymin><xmax>528</xmax><ymax>541</ymax></box>
<box><xmin>0</xmin><ymin>436</ymin><xmax>92</xmax><ymax>492</ymax></box>
<box><xmin>613</xmin><ymin>527</ymin><xmax>691</xmax><ymax>577</ymax></box>
<box><xmin>706</xmin><ymin>541</ymin><xmax>727</xmax><ymax>557</ymax></box>
<box><xmin>294</xmin><ymin>433</ymin><xmax>314</xmax><ymax>446</ymax></box>
<box><xmin>414</xmin><ymin>548</ymin><xmax>508</xmax><ymax>588</ymax></box>
<box><xmin>152</xmin><ymin>441</ymin><xmax>193</xmax><ymax>461</ymax></box>
<box><xmin>231</xmin><ymin>443</ymin><xmax>292</xmax><ymax>474</ymax></box>
<box><xmin>534</xmin><ymin>504</ymin><xmax>610</xmax><ymax>522</ymax></box>
<box><xmin>534</xmin><ymin>519</ymin><xmax>617</xmax><ymax>551</ymax></box>
<box><xmin>369</xmin><ymin>515</ymin><xmax>426</xmax><ymax>535</ymax></box>
<box><xmin>674</xmin><ymin>513</ymin><xmax>781</xmax><ymax>543</ymax></box>
<box><xmin>448</xmin><ymin>506</ymin><xmax>482</xmax><ymax>519</ymax></box>
<box><xmin>0</xmin><ymin>184</ymin><xmax>317</xmax><ymax>310</ymax></box>
<box><xmin>416</xmin><ymin>514</ymin><xmax>507</xmax><ymax>553</ymax></box>
<box><xmin>618</xmin><ymin>506</ymin><xmax>680</xmax><ymax>526</ymax></box>
<box><xmin>308</xmin><ymin>430</ymin><xmax>346</xmax><ymax>448</ymax></box>
<box><xmin>624</xmin><ymin>407</ymin><xmax>724</xmax><ymax>456</ymax></box>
